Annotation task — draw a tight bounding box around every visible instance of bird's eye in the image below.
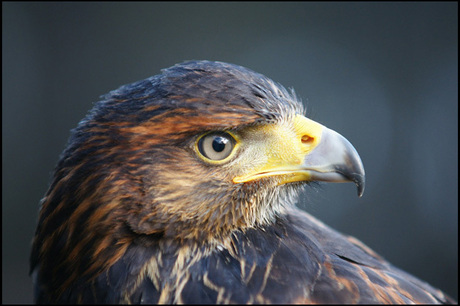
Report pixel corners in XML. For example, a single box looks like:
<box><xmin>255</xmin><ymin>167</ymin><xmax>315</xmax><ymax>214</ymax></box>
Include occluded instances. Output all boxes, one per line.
<box><xmin>197</xmin><ymin>132</ymin><xmax>236</xmax><ymax>162</ymax></box>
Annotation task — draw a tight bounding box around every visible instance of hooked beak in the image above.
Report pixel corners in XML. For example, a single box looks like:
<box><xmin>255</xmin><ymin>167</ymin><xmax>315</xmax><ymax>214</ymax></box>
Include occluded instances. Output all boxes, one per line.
<box><xmin>233</xmin><ymin>115</ymin><xmax>365</xmax><ymax>197</ymax></box>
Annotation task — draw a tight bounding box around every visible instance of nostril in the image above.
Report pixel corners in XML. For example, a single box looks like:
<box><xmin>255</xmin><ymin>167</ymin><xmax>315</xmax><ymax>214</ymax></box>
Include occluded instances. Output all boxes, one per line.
<box><xmin>301</xmin><ymin>135</ymin><xmax>314</xmax><ymax>144</ymax></box>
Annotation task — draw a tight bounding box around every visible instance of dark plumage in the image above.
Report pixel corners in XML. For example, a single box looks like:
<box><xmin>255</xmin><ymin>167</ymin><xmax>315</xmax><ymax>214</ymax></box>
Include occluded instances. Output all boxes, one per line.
<box><xmin>30</xmin><ymin>60</ymin><xmax>454</xmax><ymax>304</ymax></box>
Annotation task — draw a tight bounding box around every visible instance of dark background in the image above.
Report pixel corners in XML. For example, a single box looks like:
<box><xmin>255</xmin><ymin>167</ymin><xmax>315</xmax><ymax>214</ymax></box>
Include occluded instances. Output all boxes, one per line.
<box><xmin>2</xmin><ymin>2</ymin><xmax>457</xmax><ymax>303</ymax></box>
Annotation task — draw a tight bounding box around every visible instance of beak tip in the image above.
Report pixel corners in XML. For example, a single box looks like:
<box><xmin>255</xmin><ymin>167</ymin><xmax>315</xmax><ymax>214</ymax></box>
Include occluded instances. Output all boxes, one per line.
<box><xmin>358</xmin><ymin>186</ymin><xmax>364</xmax><ymax>197</ymax></box>
<box><xmin>355</xmin><ymin>175</ymin><xmax>365</xmax><ymax>197</ymax></box>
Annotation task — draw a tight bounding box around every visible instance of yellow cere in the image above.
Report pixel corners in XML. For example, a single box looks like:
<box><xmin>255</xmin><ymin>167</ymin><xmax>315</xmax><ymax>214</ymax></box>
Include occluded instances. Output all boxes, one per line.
<box><xmin>233</xmin><ymin>115</ymin><xmax>324</xmax><ymax>184</ymax></box>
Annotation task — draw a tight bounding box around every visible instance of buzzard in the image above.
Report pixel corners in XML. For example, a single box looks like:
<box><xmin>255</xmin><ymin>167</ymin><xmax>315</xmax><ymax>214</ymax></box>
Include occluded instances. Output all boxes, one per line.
<box><xmin>30</xmin><ymin>60</ymin><xmax>455</xmax><ymax>303</ymax></box>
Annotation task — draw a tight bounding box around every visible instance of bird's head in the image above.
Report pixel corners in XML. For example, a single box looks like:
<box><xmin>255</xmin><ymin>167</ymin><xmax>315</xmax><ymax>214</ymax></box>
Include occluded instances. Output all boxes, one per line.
<box><xmin>32</xmin><ymin>61</ymin><xmax>364</xmax><ymax>282</ymax></box>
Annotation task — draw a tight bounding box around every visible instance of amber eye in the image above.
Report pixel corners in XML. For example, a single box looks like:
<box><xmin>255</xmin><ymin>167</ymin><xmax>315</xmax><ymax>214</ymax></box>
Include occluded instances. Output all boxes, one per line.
<box><xmin>197</xmin><ymin>132</ymin><xmax>236</xmax><ymax>161</ymax></box>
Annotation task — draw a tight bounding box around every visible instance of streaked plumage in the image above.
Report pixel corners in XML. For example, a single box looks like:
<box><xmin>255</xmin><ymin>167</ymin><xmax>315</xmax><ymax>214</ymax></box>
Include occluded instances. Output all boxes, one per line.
<box><xmin>30</xmin><ymin>60</ymin><xmax>454</xmax><ymax>304</ymax></box>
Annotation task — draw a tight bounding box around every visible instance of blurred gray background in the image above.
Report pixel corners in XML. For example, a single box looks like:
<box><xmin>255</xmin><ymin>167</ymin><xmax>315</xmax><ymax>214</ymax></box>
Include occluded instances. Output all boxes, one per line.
<box><xmin>2</xmin><ymin>2</ymin><xmax>457</xmax><ymax>303</ymax></box>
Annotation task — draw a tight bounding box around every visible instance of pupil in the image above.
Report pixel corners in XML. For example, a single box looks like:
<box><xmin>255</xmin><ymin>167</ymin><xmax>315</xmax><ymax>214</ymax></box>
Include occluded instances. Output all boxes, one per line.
<box><xmin>212</xmin><ymin>136</ymin><xmax>227</xmax><ymax>152</ymax></box>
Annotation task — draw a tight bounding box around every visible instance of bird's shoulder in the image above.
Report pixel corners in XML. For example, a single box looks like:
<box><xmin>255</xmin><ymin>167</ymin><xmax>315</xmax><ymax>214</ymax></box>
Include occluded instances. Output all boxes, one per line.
<box><xmin>69</xmin><ymin>208</ymin><xmax>452</xmax><ymax>304</ymax></box>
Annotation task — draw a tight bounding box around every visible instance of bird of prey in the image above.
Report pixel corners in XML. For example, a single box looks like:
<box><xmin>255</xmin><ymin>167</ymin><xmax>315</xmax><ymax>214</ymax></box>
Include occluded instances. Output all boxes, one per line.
<box><xmin>30</xmin><ymin>60</ymin><xmax>454</xmax><ymax>304</ymax></box>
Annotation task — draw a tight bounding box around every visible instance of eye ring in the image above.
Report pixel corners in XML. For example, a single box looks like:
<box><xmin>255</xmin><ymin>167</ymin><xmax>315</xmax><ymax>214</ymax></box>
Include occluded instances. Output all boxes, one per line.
<box><xmin>196</xmin><ymin>132</ymin><xmax>238</xmax><ymax>163</ymax></box>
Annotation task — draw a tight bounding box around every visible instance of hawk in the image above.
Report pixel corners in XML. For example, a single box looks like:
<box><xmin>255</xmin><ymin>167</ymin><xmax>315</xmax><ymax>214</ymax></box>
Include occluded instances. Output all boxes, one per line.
<box><xmin>30</xmin><ymin>60</ymin><xmax>455</xmax><ymax>304</ymax></box>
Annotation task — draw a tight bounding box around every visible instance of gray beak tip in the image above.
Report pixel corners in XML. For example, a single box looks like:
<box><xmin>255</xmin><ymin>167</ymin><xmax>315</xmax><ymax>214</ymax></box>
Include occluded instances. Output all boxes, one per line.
<box><xmin>355</xmin><ymin>174</ymin><xmax>365</xmax><ymax>197</ymax></box>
